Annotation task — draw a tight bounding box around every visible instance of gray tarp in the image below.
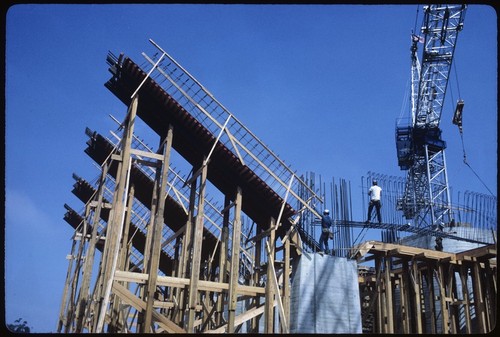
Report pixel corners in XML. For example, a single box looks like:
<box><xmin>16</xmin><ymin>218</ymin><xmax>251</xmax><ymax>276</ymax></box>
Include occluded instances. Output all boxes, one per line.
<box><xmin>290</xmin><ymin>253</ymin><xmax>362</xmax><ymax>333</ymax></box>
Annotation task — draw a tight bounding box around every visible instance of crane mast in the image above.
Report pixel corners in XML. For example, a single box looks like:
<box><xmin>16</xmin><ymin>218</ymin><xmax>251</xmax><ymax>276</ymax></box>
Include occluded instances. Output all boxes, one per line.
<box><xmin>396</xmin><ymin>4</ymin><xmax>467</xmax><ymax>228</ymax></box>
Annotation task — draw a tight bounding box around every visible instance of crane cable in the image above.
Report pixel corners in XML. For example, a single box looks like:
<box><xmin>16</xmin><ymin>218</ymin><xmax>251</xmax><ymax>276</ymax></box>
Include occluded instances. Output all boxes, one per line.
<box><xmin>451</xmin><ymin>62</ymin><xmax>496</xmax><ymax>197</ymax></box>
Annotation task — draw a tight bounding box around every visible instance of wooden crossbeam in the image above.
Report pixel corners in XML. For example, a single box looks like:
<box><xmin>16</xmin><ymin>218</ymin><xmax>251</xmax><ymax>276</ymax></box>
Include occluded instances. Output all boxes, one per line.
<box><xmin>205</xmin><ymin>301</ymin><xmax>275</xmax><ymax>333</ymax></box>
<box><xmin>113</xmin><ymin>270</ymin><xmax>266</xmax><ymax>296</ymax></box>
<box><xmin>112</xmin><ymin>282</ymin><xmax>184</xmax><ymax>333</ymax></box>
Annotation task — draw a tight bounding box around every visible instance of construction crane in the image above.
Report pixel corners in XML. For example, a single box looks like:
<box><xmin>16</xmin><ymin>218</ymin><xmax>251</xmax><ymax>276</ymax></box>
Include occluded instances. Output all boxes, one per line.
<box><xmin>395</xmin><ymin>4</ymin><xmax>467</xmax><ymax>229</ymax></box>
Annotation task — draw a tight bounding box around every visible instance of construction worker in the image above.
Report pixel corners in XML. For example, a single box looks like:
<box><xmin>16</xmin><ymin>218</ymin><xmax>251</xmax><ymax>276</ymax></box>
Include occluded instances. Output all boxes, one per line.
<box><xmin>365</xmin><ymin>180</ymin><xmax>382</xmax><ymax>224</ymax></box>
<box><xmin>319</xmin><ymin>209</ymin><xmax>333</xmax><ymax>254</ymax></box>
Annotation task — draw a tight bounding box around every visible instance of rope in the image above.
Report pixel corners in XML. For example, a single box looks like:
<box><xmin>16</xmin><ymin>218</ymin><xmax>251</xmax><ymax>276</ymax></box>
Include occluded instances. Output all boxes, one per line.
<box><xmin>452</xmin><ymin>53</ymin><xmax>494</xmax><ymax>197</ymax></box>
<box><xmin>459</xmin><ymin>131</ymin><xmax>496</xmax><ymax>197</ymax></box>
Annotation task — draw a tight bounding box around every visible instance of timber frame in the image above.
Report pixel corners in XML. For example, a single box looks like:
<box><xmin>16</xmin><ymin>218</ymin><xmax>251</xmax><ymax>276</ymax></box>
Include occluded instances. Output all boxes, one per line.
<box><xmin>355</xmin><ymin>241</ymin><xmax>497</xmax><ymax>334</ymax></box>
<box><xmin>58</xmin><ymin>87</ymin><xmax>302</xmax><ymax>333</ymax></box>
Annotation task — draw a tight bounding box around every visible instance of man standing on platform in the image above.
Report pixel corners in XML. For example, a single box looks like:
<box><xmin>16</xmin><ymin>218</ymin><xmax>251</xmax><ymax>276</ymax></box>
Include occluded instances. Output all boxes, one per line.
<box><xmin>319</xmin><ymin>209</ymin><xmax>333</xmax><ymax>255</ymax></box>
<box><xmin>365</xmin><ymin>180</ymin><xmax>382</xmax><ymax>224</ymax></box>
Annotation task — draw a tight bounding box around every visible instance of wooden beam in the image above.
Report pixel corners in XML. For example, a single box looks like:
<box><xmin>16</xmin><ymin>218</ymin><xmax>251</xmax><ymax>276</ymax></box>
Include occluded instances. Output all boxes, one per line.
<box><xmin>205</xmin><ymin>301</ymin><xmax>276</xmax><ymax>333</ymax></box>
<box><xmin>265</xmin><ymin>218</ymin><xmax>276</xmax><ymax>333</ymax></box>
<box><xmin>437</xmin><ymin>262</ymin><xmax>450</xmax><ymax>334</ymax></box>
<box><xmin>384</xmin><ymin>257</ymin><xmax>394</xmax><ymax>333</ymax></box>
<box><xmin>251</xmin><ymin>232</ymin><xmax>262</xmax><ymax>332</ymax></box>
<box><xmin>216</xmin><ymin>195</ymin><xmax>230</xmax><ymax>326</ymax></box>
<box><xmin>227</xmin><ymin>187</ymin><xmax>243</xmax><ymax>333</ymax></box>
<box><xmin>112</xmin><ymin>282</ymin><xmax>184</xmax><ymax>333</ymax></box>
<box><xmin>459</xmin><ymin>265</ymin><xmax>472</xmax><ymax>333</ymax></box>
<box><xmin>283</xmin><ymin>231</ymin><xmax>291</xmax><ymax>332</ymax></box>
<box><xmin>266</xmin><ymin>241</ymin><xmax>289</xmax><ymax>333</ymax></box>
<box><xmin>113</xmin><ymin>271</ymin><xmax>266</xmax><ymax>296</ymax></box>
<box><xmin>143</xmin><ymin>125</ymin><xmax>174</xmax><ymax>332</ymax></box>
<box><xmin>187</xmin><ymin>162</ymin><xmax>208</xmax><ymax>332</ymax></box>
<box><xmin>472</xmin><ymin>261</ymin><xmax>489</xmax><ymax>333</ymax></box>
<box><xmin>96</xmin><ymin>94</ymin><xmax>138</xmax><ymax>333</ymax></box>
<box><xmin>412</xmin><ymin>259</ymin><xmax>423</xmax><ymax>333</ymax></box>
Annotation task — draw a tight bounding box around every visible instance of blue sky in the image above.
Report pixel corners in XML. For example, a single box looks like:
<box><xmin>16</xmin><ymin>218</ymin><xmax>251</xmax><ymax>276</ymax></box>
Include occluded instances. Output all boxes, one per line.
<box><xmin>4</xmin><ymin>4</ymin><xmax>497</xmax><ymax>332</ymax></box>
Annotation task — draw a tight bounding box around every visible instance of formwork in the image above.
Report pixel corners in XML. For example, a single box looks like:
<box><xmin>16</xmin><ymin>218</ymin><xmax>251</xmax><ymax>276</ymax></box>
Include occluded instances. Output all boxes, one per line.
<box><xmin>355</xmin><ymin>241</ymin><xmax>497</xmax><ymax>334</ymax></box>
<box><xmin>58</xmin><ymin>41</ymin><xmax>324</xmax><ymax>333</ymax></box>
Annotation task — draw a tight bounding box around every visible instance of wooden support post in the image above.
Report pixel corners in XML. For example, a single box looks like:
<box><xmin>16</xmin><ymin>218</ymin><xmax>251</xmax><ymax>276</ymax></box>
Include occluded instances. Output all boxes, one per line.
<box><xmin>384</xmin><ymin>256</ymin><xmax>394</xmax><ymax>333</ymax></box>
<box><xmin>437</xmin><ymin>262</ymin><xmax>450</xmax><ymax>334</ymax></box>
<box><xmin>137</xmin><ymin>156</ymin><xmax>159</xmax><ymax>332</ymax></box>
<box><xmin>142</xmin><ymin>125</ymin><xmax>173</xmax><ymax>332</ymax></box>
<box><xmin>57</xmin><ymin>240</ymin><xmax>78</xmax><ymax>333</ymax></box>
<box><xmin>110</xmin><ymin>184</ymin><xmax>136</xmax><ymax>332</ymax></box>
<box><xmin>216</xmin><ymin>195</ymin><xmax>230</xmax><ymax>326</ymax></box>
<box><xmin>283</xmin><ymin>232</ymin><xmax>290</xmax><ymax>332</ymax></box>
<box><xmin>375</xmin><ymin>256</ymin><xmax>383</xmax><ymax>333</ymax></box>
<box><xmin>400</xmin><ymin>260</ymin><xmax>411</xmax><ymax>333</ymax></box>
<box><xmin>174</xmin><ymin>174</ymin><xmax>197</xmax><ymax>325</ymax></box>
<box><xmin>472</xmin><ymin>260</ymin><xmax>488</xmax><ymax>333</ymax></box>
<box><xmin>265</xmin><ymin>241</ymin><xmax>289</xmax><ymax>333</ymax></box>
<box><xmin>65</xmin><ymin>203</ymin><xmax>92</xmax><ymax>332</ymax></box>
<box><xmin>264</xmin><ymin>218</ymin><xmax>276</xmax><ymax>333</ymax></box>
<box><xmin>251</xmin><ymin>231</ymin><xmax>262</xmax><ymax>332</ymax></box>
<box><xmin>459</xmin><ymin>264</ymin><xmax>472</xmax><ymax>333</ymax></box>
<box><xmin>119</xmin><ymin>185</ymin><xmax>135</xmax><ymax>274</ymax></box>
<box><xmin>483</xmin><ymin>260</ymin><xmax>496</xmax><ymax>332</ymax></box>
<box><xmin>96</xmin><ymin>94</ymin><xmax>138</xmax><ymax>333</ymax></box>
<box><xmin>426</xmin><ymin>263</ymin><xmax>437</xmax><ymax>334</ymax></box>
<box><xmin>227</xmin><ymin>187</ymin><xmax>243</xmax><ymax>333</ymax></box>
<box><xmin>447</xmin><ymin>264</ymin><xmax>458</xmax><ymax>334</ymax></box>
<box><xmin>186</xmin><ymin>161</ymin><xmax>208</xmax><ymax>332</ymax></box>
<box><xmin>412</xmin><ymin>259</ymin><xmax>423</xmax><ymax>333</ymax></box>
<box><xmin>74</xmin><ymin>163</ymin><xmax>110</xmax><ymax>332</ymax></box>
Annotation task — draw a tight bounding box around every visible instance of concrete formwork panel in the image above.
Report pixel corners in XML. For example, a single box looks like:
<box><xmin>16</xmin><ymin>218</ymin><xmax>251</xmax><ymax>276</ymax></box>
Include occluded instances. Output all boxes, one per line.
<box><xmin>290</xmin><ymin>252</ymin><xmax>362</xmax><ymax>333</ymax></box>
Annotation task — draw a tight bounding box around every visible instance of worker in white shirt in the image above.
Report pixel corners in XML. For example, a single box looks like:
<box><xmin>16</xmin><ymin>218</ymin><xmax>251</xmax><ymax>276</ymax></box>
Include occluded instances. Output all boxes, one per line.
<box><xmin>365</xmin><ymin>180</ymin><xmax>382</xmax><ymax>224</ymax></box>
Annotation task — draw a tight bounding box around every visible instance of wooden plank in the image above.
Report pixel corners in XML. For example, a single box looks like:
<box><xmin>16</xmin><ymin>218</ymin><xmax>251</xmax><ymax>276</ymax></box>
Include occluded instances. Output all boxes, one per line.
<box><xmin>455</xmin><ymin>244</ymin><xmax>496</xmax><ymax>261</ymax></box>
<box><xmin>205</xmin><ymin>301</ymin><xmax>275</xmax><ymax>333</ymax></box>
<box><xmin>130</xmin><ymin>148</ymin><xmax>164</xmax><ymax>161</ymax></box>
<box><xmin>245</xmin><ymin>225</ymin><xmax>278</xmax><ymax>244</ymax></box>
<box><xmin>266</xmin><ymin>241</ymin><xmax>289</xmax><ymax>333</ymax></box>
<box><xmin>113</xmin><ymin>271</ymin><xmax>266</xmax><ymax>296</ymax></box>
<box><xmin>359</xmin><ymin>241</ymin><xmax>458</xmax><ymax>261</ymax></box>
<box><xmin>112</xmin><ymin>282</ymin><xmax>184</xmax><ymax>333</ymax></box>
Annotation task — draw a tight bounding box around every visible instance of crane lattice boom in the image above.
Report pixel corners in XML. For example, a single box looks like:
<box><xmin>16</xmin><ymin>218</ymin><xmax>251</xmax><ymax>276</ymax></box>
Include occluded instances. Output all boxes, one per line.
<box><xmin>396</xmin><ymin>4</ymin><xmax>467</xmax><ymax>228</ymax></box>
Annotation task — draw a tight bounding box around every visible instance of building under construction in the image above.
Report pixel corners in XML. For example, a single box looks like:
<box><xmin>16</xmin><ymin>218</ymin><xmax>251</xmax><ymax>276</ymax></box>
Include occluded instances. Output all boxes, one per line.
<box><xmin>58</xmin><ymin>5</ymin><xmax>496</xmax><ymax>334</ymax></box>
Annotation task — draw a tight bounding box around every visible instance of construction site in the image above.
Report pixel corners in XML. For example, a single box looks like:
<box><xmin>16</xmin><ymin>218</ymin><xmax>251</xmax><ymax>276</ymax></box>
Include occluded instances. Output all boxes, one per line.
<box><xmin>57</xmin><ymin>4</ymin><xmax>496</xmax><ymax>334</ymax></box>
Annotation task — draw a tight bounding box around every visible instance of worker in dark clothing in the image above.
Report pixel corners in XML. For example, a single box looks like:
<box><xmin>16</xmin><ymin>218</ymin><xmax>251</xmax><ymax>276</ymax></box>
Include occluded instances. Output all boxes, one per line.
<box><xmin>365</xmin><ymin>180</ymin><xmax>382</xmax><ymax>224</ymax></box>
<box><xmin>319</xmin><ymin>209</ymin><xmax>333</xmax><ymax>254</ymax></box>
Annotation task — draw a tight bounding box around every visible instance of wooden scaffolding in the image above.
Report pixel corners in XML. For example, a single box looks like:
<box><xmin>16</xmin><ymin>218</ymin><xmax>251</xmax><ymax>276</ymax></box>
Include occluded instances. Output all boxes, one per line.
<box><xmin>57</xmin><ymin>42</ymin><xmax>323</xmax><ymax>333</ymax></box>
<box><xmin>355</xmin><ymin>241</ymin><xmax>497</xmax><ymax>334</ymax></box>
